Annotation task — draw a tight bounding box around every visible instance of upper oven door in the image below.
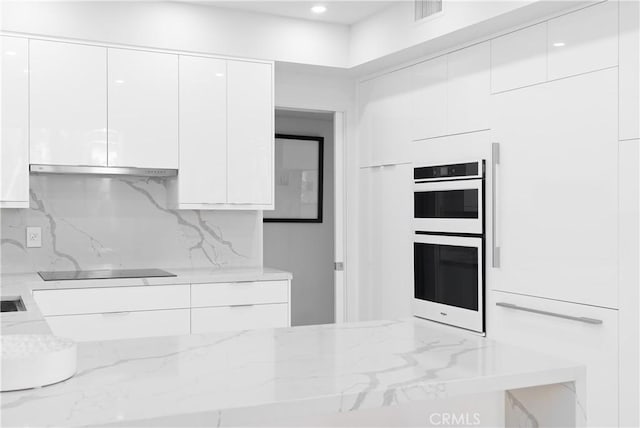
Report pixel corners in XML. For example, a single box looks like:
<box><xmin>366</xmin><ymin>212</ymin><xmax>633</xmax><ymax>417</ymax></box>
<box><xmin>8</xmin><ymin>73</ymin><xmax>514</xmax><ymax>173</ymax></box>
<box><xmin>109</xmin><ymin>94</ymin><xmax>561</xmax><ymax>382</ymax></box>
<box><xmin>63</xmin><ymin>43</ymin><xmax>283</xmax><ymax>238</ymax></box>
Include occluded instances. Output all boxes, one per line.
<box><xmin>413</xmin><ymin>178</ymin><xmax>483</xmax><ymax>234</ymax></box>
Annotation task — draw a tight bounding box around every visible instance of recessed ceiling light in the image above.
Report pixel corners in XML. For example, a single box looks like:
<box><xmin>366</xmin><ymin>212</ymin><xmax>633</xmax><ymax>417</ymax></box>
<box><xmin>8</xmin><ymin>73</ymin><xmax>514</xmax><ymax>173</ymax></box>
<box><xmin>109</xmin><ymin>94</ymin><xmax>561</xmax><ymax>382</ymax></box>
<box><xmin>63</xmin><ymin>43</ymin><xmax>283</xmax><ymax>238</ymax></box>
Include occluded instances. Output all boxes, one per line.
<box><xmin>311</xmin><ymin>5</ymin><xmax>327</xmax><ymax>14</ymax></box>
<box><xmin>215</xmin><ymin>73</ymin><xmax>224</xmax><ymax>77</ymax></box>
<box><xmin>5</xmin><ymin>51</ymin><xmax>16</xmax><ymax>56</ymax></box>
<box><xmin>114</xmin><ymin>79</ymin><xmax>125</xmax><ymax>84</ymax></box>
<box><xmin>553</xmin><ymin>42</ymin><xmax>566</xmax><ymax>47</ymax></box>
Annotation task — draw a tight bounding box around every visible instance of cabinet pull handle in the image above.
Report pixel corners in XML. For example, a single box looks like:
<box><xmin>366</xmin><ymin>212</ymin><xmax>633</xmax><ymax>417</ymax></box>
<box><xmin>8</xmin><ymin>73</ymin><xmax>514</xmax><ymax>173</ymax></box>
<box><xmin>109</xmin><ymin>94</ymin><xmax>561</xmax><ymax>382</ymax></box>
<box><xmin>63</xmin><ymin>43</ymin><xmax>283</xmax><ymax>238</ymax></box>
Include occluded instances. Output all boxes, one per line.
<box><xmin>496</xmin><ymin>302</ymin><xmax>603</xmax><ymax>325</ymax></box>
<box><xmin>101</xmin><ymin>311</ymin><xmax>131</xmax><ymax>317</ymax></box>
<box><xmin>230</xmin><ymin>304</ymin><xmax>255</xmax><ymax>308</ymax></box>
<box><xmin>491</xmin><ymin>142</ymin><xmax>501</xmax><ymax>268</ymax></box>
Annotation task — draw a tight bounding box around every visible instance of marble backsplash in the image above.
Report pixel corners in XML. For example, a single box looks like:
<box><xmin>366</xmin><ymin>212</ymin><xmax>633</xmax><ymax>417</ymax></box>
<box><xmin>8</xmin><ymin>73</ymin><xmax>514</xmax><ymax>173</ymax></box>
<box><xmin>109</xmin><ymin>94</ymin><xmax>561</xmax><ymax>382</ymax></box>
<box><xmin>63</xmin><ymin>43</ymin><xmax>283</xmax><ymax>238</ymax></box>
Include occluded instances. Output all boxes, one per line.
<box><xmin>0</xmin><ymin>175</ymin><xmax>262</xmax><ymax>274</ymax></box>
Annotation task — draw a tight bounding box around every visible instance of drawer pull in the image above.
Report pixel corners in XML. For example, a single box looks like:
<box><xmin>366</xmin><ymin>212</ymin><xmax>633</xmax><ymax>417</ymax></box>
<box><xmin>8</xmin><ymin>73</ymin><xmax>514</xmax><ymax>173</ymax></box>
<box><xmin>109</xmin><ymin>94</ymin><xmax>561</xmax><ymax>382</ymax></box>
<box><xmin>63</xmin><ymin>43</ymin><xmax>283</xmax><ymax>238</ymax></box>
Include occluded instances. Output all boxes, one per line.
<box><xmin>101</xmin><ymin>311</ymin><xmax>131</xmax><ymax>317</ymax></box>
<box><xmin>496</xmin><ymin>302</ymin><xmax>603</xmax><ymax>325</ymax></box>
<box><xmin>230</xmin><ymin>304</ymin><xmax>255</xmax><ymax>308</ymax></box>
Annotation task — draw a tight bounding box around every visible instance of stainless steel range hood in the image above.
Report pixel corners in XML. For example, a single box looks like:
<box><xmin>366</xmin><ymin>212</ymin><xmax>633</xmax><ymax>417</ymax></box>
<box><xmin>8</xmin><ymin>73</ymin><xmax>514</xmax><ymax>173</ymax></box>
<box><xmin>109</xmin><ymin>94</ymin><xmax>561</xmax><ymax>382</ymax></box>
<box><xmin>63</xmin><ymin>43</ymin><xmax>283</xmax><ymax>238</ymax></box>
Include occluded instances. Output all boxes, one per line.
<box><xmin>30</xmin><ymin>164</ymin><xmax>178</xmax><ymax>177</ymax></box>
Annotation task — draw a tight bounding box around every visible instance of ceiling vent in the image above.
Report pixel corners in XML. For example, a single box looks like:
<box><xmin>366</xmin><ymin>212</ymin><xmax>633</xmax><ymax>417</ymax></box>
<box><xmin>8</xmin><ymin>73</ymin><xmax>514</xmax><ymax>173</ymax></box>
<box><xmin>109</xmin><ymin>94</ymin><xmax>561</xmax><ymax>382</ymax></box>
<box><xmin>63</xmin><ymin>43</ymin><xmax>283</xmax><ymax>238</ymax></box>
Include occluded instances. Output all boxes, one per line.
<box><xmin>415</xmin><ymin>0</ymin><xmax>443</xmax><ymax>21</ymax></box>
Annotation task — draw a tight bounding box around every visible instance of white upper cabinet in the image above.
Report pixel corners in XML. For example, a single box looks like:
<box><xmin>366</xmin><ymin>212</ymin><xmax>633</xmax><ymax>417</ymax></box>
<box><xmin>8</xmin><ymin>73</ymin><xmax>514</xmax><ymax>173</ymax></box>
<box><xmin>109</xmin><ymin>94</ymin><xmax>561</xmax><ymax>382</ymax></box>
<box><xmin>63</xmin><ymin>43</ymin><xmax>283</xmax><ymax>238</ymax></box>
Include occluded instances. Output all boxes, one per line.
<box><xmin>547</xmin><ymin>1</ymin><xmax>618</xmax><ymax>81</ymax></box>
<box><xmin>30</xmin><ymin>40</ymin><xmax>107</xmax><ymax>166</ymax></box>
<box><xmin>447</xmin><ymin>42</ymin><xmax>490</xmax><ymax>135</ymax></box>
<box><xmin>178</xmin><ymin>55</ymin><xmax>227</xmax><ymax>205</ymax></box>
<box><xmin>108</xmin><ymin>48</ymin><xmax>178</xmax><ymax>169</ymax></box>
<box><xmin>619</xmin><ymin>0</ymin><xmax>640</xmax><ymax>141</ymax></box>
<box><xmin>409</xmin><ymin>55</ymin><xmax>447</xmax><ymax>141</ymax></box>
<box><xmin>227</xmin><ymin>60</ymin><xmax>273</xmax><ymax>206</ymax></box>
<box><xmin>358</xmin><ymin>68</ymin><xmax>413</xmax><ymax>167</ymax></box>
<box><xmin>1</xmin><ymin>36</ymin><xmax>29</xmax><ymax>208</ymax></box>
<box><xmin>491</xmin><ymin>23</ymin><xmax>548</xmax><ymax>93</ymax></box>
<box><xmin>490</xmin><ymin>68</ymin><xmax>618</xmax><ymax>308</ymax></box>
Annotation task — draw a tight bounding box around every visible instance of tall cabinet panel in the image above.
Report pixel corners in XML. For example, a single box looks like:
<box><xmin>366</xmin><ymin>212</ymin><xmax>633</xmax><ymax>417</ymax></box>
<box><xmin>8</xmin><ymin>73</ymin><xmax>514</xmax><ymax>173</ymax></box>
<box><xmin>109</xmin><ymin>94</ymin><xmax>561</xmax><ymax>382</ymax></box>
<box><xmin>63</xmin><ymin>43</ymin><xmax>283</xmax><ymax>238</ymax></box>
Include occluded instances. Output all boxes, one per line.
<box><xmin>30</xmin><ymin>40</ymin><xmax>107</xmax><ymax>166</ymax></box>
<box><xmin>490</xmin><ymin>68</ymin><xmax>618</xmax><ymax>308</ymax></box>
<box><xmin>1</xmin><ymin>36</ymin><xmax>29</xmax><ymax>208</ymax></box>
<box><xmin>108</xmin><ymin>48</ymin><xmax>178</xmax><ymax>169</ymax></box>
<box><xmin>409</xmin><ymin>55</ymin><xmax>447</xmax><ymax>141</ymax></box>
<box><xmin>619</xmin><ymin>0</ymin><xmax>640</xmax><ymax>141</ymax></box>
<box><xmin>359</xmin><ymin>164</ymin><xmax>413</xmax><ymax>320</ymax></box>
<box><xmin>178</xmin><ymin>56</ymin><xmax>227</xmax><ymax>205</ymax></box>
<box><xmin>227</xmin><ymin>60</ymin><xmax>273</xmax><ymax>205</ymax></box>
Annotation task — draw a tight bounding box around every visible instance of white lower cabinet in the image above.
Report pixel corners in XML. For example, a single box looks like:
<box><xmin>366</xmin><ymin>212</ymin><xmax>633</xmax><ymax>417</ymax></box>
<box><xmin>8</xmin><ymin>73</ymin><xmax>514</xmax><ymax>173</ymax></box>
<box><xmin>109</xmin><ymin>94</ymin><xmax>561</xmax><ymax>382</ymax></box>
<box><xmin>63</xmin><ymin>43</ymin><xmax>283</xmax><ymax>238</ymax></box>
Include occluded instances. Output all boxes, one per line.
<box><xmin>45</xmin><ymin>309</ymin><xmax>190</xmax><ymax>341</ymax></box>
<box><xmin>487</xmin><ymin>291</ymin><xmax>618</xmax><ymax>427</ymax></box>
<box><xmin>191</xmin><ymin>304</ymin><xmax>288</xmax><ymax>334</ymax></box>
<box><xmin>191</xmin><ymin>281</ymin><xmax>289</xmax><ymax>307</ymax></box>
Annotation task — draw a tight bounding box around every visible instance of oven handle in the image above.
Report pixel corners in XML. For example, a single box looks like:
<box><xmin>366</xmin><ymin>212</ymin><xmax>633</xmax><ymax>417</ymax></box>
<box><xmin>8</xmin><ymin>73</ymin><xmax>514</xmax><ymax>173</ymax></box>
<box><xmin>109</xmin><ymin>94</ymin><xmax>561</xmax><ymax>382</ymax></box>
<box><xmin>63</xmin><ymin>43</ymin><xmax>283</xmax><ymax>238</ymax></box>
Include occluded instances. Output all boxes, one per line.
<box><xmin>495</xmin><ymin>302</ymin><xmax>603</xmax><ymax>325</ymax></box>
<box><xmin>491</xmin><ymin>142</ymin><xmax>501</xmax><ymax>268</ymax></box>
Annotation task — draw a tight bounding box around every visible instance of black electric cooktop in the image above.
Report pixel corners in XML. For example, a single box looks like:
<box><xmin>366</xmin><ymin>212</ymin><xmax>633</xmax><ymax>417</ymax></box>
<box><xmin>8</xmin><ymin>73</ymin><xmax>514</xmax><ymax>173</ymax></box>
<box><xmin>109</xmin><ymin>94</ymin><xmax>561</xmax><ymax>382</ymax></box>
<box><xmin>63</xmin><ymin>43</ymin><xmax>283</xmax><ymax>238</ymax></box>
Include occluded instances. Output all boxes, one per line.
<box><xmin>38</xmin><ymin>268</ymin><xmax>177</xmax><ymax>281</ymax></box>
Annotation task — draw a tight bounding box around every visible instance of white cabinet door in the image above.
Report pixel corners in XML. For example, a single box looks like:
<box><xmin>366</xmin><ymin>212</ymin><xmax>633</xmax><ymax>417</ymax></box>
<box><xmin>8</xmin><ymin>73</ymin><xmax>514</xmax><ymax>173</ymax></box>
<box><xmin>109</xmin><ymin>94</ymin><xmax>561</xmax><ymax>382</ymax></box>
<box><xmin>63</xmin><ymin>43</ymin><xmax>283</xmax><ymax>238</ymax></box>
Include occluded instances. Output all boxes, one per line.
<box><xmin>491</xmin><ymin>23</ymin><xmax>547</xmax><ymax>93</ymax></box>
<box><xmin>490</xmin><ymin>68</ymin><xmax>618</xmax><ymax>308</ymax></box>
<box><xmin>45</xmin><ymin>309</ymin><xmax>190</xmax><ymax>341</ymax></box>
<box><xmin>487</xmin><ymin>291</ymin><xmax>618</xmax><ymax>427</ymax></box>
<box><xmin>1</xmin><ymin>36</ymin><xmax>29</xmax><ymax>208</ymax></box>
<box><xmin>30</xmin><ymin>40</ymin><xmax>107</xmax><ymax>167</ymax></box>
<box><xmin>191</xmin><ymin>303</ymin><xmax>289</xmax><ymax>334</ymax></box>
<box><xmin>409</xmin><ymin>55</ymin><xmax>447</xmax><ymax>141</ymax></box>
<box><xmin>619</xmin><ymin>0</ymin><xmax>640</xmax><ymax>141</ymax></box>
<box><xmin>357</xmin><ymin>69</ymin><xmax>413</xmax><ymax>167</ymax></box>
<box><xmin>547</xmin><ymin>1</ymin><xmax>618</xmax><ymax>81</ymax></box>
<box><xmin>178</xmin><ymin>55</ymin><xmax>227</xmax><ymax>204</ymax></box>
<box><xmin>227</xmin><ymin>60</ymin><xmax>273</xmax><ymax>205</ymax></box>
<box><xmin>108</xmin><ymin>48</ymin><xmax>178</xmax><ymax>169</ymax></box>
<box><xmin>359</xmin><ymin>164</ymin><xmax>413</xmax><ymax>320</ymax></box>
<box><xmin>447</xmin><ymin>42</ymin><xmax>490</xmax><ymax>135</ymax></box>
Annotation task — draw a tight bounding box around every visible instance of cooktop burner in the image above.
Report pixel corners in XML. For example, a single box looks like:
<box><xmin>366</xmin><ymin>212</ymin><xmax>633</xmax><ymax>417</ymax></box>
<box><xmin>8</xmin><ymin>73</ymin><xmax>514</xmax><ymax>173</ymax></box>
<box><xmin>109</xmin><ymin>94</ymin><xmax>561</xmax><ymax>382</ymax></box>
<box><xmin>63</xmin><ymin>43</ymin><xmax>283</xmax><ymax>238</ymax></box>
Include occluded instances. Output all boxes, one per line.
<box><xmin>38</xmin><ymin>269</ymin><xmax>177</xmax><ymax>281</ymax></box>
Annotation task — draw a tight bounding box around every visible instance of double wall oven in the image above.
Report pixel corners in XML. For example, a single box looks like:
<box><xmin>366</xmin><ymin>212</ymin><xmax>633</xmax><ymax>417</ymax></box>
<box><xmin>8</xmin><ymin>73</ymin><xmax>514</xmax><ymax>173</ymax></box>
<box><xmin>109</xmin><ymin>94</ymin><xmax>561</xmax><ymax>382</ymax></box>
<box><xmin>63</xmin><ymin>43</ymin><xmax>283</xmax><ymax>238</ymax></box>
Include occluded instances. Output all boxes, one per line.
<box><xmin>413</xmin><ymin>161</ymin><xmax>486</xmax><ymax>333</ymax></box>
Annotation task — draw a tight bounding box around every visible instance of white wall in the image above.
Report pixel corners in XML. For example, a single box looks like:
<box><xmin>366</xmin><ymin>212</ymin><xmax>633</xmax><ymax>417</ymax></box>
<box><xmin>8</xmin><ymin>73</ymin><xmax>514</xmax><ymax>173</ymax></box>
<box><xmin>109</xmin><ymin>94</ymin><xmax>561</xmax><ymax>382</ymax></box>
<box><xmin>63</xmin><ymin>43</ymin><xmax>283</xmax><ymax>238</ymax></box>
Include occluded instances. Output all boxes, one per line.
<box><xmin>264</xmin><ymin>112</ymin><xmax>334</xmax><ymax>326</ymax></box>
<box><xmin>1</xmin><ymin>1</ymin><xmax>350</xmax><ymax>67</ymax></box>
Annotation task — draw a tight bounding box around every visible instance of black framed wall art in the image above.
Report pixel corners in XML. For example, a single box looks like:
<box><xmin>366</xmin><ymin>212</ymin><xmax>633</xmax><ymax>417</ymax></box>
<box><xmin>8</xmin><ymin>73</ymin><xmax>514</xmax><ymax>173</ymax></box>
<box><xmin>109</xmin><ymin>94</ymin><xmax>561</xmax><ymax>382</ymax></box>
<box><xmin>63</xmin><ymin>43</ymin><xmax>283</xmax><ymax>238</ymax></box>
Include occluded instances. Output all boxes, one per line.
<box><xmin>264</xmin><ymin>134</ymin><xmax>324</xmax><ymax>223</ymax></box>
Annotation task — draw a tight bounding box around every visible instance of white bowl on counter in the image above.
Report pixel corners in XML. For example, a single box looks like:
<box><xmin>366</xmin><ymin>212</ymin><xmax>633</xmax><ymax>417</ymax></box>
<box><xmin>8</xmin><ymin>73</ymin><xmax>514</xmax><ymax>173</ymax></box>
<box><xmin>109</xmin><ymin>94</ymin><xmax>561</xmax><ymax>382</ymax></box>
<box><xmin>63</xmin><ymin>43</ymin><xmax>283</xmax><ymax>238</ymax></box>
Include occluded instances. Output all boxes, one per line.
<box><xmin>1</xmin><ymin>334</ymin><xmax>77</xmax><ymax>392</ymax></box>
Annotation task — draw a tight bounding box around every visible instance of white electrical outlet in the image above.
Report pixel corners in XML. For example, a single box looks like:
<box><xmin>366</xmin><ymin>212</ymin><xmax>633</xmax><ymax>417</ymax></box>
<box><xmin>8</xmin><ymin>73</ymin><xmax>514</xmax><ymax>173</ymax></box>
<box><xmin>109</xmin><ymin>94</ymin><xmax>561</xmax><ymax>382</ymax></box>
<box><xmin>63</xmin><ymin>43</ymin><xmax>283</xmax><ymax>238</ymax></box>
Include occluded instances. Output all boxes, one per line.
<box><xmin>26</xmin><ymin>227</ymin><xmax>42</xmax><ymax>248</ymax></box>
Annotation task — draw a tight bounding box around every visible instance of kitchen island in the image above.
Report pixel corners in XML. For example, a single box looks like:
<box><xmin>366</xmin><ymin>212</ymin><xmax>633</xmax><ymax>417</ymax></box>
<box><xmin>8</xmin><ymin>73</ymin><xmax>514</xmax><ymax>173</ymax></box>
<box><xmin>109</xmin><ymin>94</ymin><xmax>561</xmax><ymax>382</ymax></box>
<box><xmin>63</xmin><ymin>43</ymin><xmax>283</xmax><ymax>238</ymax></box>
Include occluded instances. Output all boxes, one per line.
<box><xmin>1</xmin><ymin>318</ymin><xmax>584</xmax><ymax>427</ymax></box>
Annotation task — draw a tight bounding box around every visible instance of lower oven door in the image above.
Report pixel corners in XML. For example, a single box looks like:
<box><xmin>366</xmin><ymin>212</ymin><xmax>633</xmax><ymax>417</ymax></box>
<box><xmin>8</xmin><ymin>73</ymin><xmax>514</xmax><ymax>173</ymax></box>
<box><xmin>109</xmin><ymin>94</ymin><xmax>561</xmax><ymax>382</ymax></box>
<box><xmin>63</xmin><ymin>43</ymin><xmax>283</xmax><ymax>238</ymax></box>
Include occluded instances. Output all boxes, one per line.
<box><xmin>413</xmin><ymin>233</ymin><xmax>484</xmax><ymax>333</ymax></box>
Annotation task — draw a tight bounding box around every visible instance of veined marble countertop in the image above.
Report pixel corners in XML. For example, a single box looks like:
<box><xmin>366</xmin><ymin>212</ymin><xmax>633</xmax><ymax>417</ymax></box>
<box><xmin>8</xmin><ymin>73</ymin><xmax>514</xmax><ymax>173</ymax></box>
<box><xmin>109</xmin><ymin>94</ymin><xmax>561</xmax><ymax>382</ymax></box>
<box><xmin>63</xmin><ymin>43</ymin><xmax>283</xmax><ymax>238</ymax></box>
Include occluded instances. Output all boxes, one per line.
<box><xmin>0</xmin><ymin>267</ymin><xmax>292</xmax><ymax>335</ymax></box>
<box><xmin>0</xmin><ymin>318</ymin><xmax>582</xmax><ymax>427</ymax></box>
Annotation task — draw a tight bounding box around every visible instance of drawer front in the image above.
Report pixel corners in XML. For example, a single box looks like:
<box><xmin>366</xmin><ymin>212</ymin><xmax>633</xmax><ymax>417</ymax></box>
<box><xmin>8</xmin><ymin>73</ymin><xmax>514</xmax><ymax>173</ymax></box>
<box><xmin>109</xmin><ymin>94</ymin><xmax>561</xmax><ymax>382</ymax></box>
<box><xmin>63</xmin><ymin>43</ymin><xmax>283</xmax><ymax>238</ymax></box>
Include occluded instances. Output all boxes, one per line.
<box><xmin>191</xmin><ymin>303</ymin><xmax>289</xmax><ymax>334</ymax></box>
<box><xmin>191</xmin><ymin>280</ymin><xmax>289</xmax><ymax>308</ymax></box>
<box><xmin>45</xmin><ymin>309</ymin><xmax>190</xmax><ymax>341</ymax></box>
<box><xmin>487</xmin><ymin>291</ymin><xmax>618</xmax><ymax>427</ymax></box>
<box><xmin>33</xmin><ymin>284</ymin><xmax>190</xmax><ymax>316</ymax></box>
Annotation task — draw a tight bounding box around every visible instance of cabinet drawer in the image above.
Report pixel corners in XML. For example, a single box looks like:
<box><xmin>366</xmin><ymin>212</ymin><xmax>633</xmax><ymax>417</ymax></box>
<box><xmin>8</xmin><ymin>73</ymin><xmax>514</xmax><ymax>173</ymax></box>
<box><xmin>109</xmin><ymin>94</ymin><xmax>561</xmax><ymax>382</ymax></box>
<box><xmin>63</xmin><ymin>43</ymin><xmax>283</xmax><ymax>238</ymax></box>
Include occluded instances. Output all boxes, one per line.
<box><xmin>191</xmin><ymin>280</ymin><xmax>288</xmax><ymax>308</ymax></box>
<box><xmin>487</xmin><ymin>291</ymin><xmax>618</xmax><ymax>427</ymax></box>
<box><xmin>191</xmin><ymin>303</ymin><xmax>289</xmax><ymax>334</ymax></box>
<box><xmin>33</xmin><ymin>284</ymin><xmax>190</xmax><ymax>316</ymax></box>
<box><xmin>45</xmin><ymin>309</ymin><xmax>190</xmax><ymax>341</ymax></box>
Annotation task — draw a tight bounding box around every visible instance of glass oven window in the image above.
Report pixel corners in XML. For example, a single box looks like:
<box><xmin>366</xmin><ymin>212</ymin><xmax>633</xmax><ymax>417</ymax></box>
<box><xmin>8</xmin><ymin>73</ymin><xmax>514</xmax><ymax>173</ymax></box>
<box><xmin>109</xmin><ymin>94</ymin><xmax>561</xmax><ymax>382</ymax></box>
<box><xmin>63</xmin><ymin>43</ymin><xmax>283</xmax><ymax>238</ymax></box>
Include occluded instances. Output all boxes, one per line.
<box><xmin>414</xmin><ymin>189</ymin><xmax>478</xmax><ymax>219</ymax></box>
<box><xmin>414</xmin><ymin>242</ymin><xmax>478</xmax><ymax>311</ymax></box>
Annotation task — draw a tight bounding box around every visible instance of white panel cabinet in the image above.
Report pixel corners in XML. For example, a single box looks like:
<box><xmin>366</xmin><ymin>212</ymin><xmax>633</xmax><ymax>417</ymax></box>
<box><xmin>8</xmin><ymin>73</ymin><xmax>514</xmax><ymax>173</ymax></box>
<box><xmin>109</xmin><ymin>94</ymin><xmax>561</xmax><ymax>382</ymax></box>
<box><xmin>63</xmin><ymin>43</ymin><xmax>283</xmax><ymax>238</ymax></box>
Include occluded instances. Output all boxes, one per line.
<box><xmin>227</xmin><ymin>60</ymin><xmax>273</xmax><ymax>205</ymax></box>
<box><xmin>191</xmin><ymin>304</ymin><xmax>289</xmax><ymax>334</ymax></box>
<box><xmin>191</xmin><ymin>281</ymin><xmax>289</xmax><ymax>307</ymax></box>
<box><xmin>30</xmin><ymin>40</ymin><xmax>107</xmax><ymax>167</ymax></box>
<box><xmin>108</xmin><ymin>48</ymin><xmax>178</xmax><ymax>169</ymax></box>
<box><xmin>487</xmin><ymin>291</ymin><xmax>619</xmax><ymax>427</ymax></box>
<box><xmin>1</xmin><ymin>36</ymin><xmax>29</xmax><ymax>208</ymax></box>
<box><xmin>490</xmin><ymin>68</ymin><xmax>618</xmax><ymax>308</ymax></box>
<box><xmin>491</xmin><ymin>23</ymin><xmax>547</xmax><ymax>93</ymax></box>
<box><xmin>178</xmin><ymin>55</ymin><xmax>227</xmax><ymax>205</ymax></box>
<box><xmin>45</xmin><ymin>309</ymin><xmax>190</xmax><ymax>341</ymax></box>
<box><xmin>619</xmin><ymin>0</ymin><xmax>640</xmax><ymax>141</ymax></box>
<box><xmin>357</xmin><ymin>68</ymin><xmax>413</xmax><ymax>167</ymax></box>
<box><xmin>359</xmin><ymin>164</ymin><xmax>412</xmax><ymax>320</ymax></box>
<box><xmin>446</xmin><ymin>42</ymin><xmax>490</xmax><ymax>135</ymax></box>
<box><xmin>547</xmin><ymin>1</ymin><xmax>618</xmax><ymax>81</ymax></box>
<box><xmin>409</xmin><ymin>56</ymin><xmax>447</xmax><ymax>142</ymax></box>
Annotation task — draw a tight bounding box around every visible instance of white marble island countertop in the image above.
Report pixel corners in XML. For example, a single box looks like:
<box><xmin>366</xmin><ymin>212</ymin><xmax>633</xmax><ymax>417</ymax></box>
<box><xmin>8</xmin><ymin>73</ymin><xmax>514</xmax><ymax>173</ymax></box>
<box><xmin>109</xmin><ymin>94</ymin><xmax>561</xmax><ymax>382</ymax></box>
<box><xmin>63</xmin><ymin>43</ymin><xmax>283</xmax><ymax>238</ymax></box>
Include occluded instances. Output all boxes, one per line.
<box><xmin>1</xmin><ymin>318</ymin><xmax>583</xmax><ymax>427</ymax></box>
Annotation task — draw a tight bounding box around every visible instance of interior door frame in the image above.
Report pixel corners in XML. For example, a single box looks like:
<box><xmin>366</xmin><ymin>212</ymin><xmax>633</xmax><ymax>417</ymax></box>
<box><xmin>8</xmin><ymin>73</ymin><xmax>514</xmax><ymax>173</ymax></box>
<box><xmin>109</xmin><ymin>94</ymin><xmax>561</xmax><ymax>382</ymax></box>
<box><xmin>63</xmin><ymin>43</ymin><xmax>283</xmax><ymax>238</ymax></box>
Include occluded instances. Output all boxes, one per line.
<box><xmin>272</xmin><ymin>106</ymin><xmax>348</xmax><ymax>324</ymax></box>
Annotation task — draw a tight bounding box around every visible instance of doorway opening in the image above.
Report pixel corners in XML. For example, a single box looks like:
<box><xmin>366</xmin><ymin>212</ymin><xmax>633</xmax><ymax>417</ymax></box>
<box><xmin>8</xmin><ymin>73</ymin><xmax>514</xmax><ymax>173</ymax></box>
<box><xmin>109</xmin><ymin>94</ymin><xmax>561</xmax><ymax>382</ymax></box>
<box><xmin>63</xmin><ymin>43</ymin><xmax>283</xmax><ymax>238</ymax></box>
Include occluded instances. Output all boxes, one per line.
<box><xmin>263</xmin><ymin>109</ymin><xmax>336</xmax><ymax>326</ymax></box>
